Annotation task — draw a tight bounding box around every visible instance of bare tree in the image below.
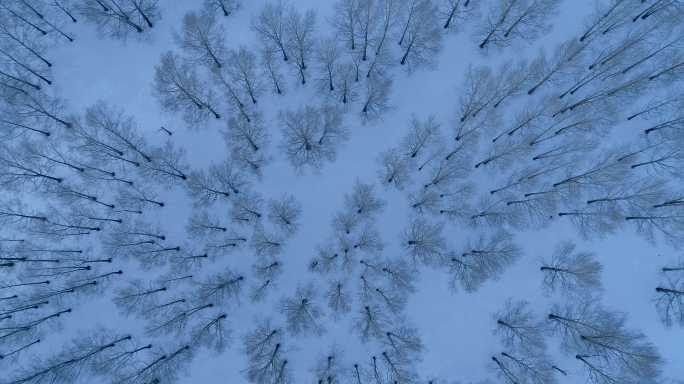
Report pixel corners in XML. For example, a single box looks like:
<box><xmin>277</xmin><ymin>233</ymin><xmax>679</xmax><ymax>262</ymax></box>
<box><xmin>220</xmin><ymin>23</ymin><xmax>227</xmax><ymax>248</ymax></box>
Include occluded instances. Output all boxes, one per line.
<box><xmin>103</xmin><ymin>218</ymin><xmax>165</xmax><ymax>256</ymax></box>
<box><xmin>176</xmin><ymin>8</ymin><xmax>226</xmax><ymax>68</ymax></box>
<box><xmin>409</xmin><ymin>188</ymin><xmax>444</xmax><ymax>217</ymax></box>
<box><xmin>625</xmin><ymin>196</ymin><xmax>684</xmax><ymax>248</ymax></box>
<box><xmin>211</xmin><ymin>64</ymin><xmax>253</xmax><ymax>123</ymax></box>
<box><xmin>493</xmin><ymin>299</ymin><xmax>547</xmax><ymax>353</ymax></box>
<box><xmin>456</xmin><ymin>65</ymin><xmax>496</xmax><ymax>124</ymax></box>
<box><xmin>355</xmin><ymin>0</ymin><xmax>379</xmax><ymax>62</ymax></box>
<box><xmin>474</xmin><ymin>133</ymin><xmax>531</xmax><ymax>170</ymax></box>
<box><xmin>551</xmin><ymin>149</ymin><xmax>628</xmax><ymax>199</ymax></box>
<box><xmin>401</xmin><ymin>114</ymin><xmax>442</xmax><ymax>163</ymax></box>
<box><xmin>371</xmin><ymin>0</ymin><xmax>400</xmax><ymax>55</ymax></box>
<box><xmin>365</xmin><ymin>36</ymin><xmax>394</xmax><ymax>79</ymax></box>
<box><xmin>114</xmin><ymin>184</ymin><xmax>164</xmax><ymax>212</ymax></box>
<box><xmin>0</xmin><ymin>143</ymin><xmax>63</xmax><ymax>191</ymax></box>
<box><xmin>280</xmin><ymin>283</ymin><xmax>324</xmax><ymax>335</ymax></box>
<box><xmin>548</xmin><ymin>300</ymin><xmax>663</xmax><ymax>384</ymax></box>
<box><xmin>334</xmin><ymin>61</ymin><xmax>359</xmax><ymax>104</ymax></box>
<box><xmin>315</xmin><ymin>37</ymin><xmax>341</xmax><ymax>93</ymax></box>
<box><xmin>205</xmin><ymin>228</ymin><xmax>248</xmax><ymax>252</ymax></box>
<box><xmin>4</xmin><ymin>88</ymin><xmax>72</xmax><ymax>129</ymax></box>
<box><xmin>251</xmin><ymin>225</ymin><xmax>284</xmax><ymax>257</ymax></box>
<box><xmin>376</xmin><ymin>147</ymin><xmax>411</xmax><ymax>190</ymax></box>
<box><xmin>540</xmin><ymin>241</ymin><xmax>603</xmax><ymax>296</ymax></box>
<box><xmin>359</xmin><ymin>274</ymin><xmax>406</xmax><ymax>314</ymax></box>
<box><xmin>345</xmin><ymin>180</ymin><xmax>385</xmax><ymax>219</ymax></box>
<box><xmin>138</xmin><ymin>141</ymin><xmax>189</xmax><ymax>186</ymax></box>
<box><xmin>490</xmin><ymin>101</ymin><xmax>546</xmax><ymax>143</ymax></box>
<box><xmin>168</xmin><ymin>245</ymin><xmax>211</xmax><ymax>274</ymax></box>
<box><xmin>227</xmin><ymin>126</ymin><xmax>271</xmax><ymax>177</ymax></box>
<box><xmin>0</xmin><ymin>104</ymin><xmax>52</xmax><ymax>139</ymax></box>
<box><xmin>325</xmin><ymin>279</ymin><xmax>352</xmax><ymax>318</ymax></box>
<box><xmin>425</xmin><ymin>154</ymin><xmax>471</xmax><ymax>191</ymax></box>
<box><xmin>261</xmin><ymin>47</ymin><xmax>286</xmax><ymax>95</ymax></box>
<box><xmin>28</xmin><ymin>205</ymin><xmax>106</xmax><ymax>241</ymax></box>
<box><xmin>0</xmin><ymin>16</ymin><xmax>52</xmax><ymax>69</ymax></box>
<box><xmin>224</xmin><ymin>112</ymin><xmax>269</xmax><ymax>155</ymax></box>
<box><xmin>285</xmin><ymin>6</ymin><xmax>316</xmax><ymax>84</ymax></box>
<box><xmin>655</xmin><ymin>273</ymin><xmax>684</xmax><ymax>327</ymax></box>
<box><xmin>114</xmin><ymin>342</ymin><xmax>194</xmax><ymax>384</ymax></box>
<box><xmin>353</xmin><ymin>223</ymin><xmax>384</xmax><ymax>254</ymax></box>
<box><xmin>205</xmin><ymin>0</ymin><xmax>240</xmax><ymax>17</ymax></box>
<box><xmin>5</xmin><ymin>333</ymin><xmax>134</xmax><ymax>384</ymax></box>
<box><xmin>368</xmin><ymin>351</ymin><xmax>419</xmax><ymax>383</ymax></box>
<box><xmin>250</xmin><ymin>258</ymin><xmax>283</xmax><ymax>302</ymax></box>
<box><xmin>196</xmin><ymin>268</ymin><xmax>244</xmax><ymax>307</ymax></box>
<box><xmin>279</xmin><ymin>105</ymin><xmax>348</xmax><ymax>170</ymax></box>
<box><xmin>401</xmin><ymin>216</ymin><xmax>446</xmax><ymax>266</ymax></box>
<box><xmin>9</xmin><ymin>2</ymin><xmax>75</xmax><ymax>42</ymax></box>
<box><xmin>398</xmin><ymin>0</ymin><xmax>442</xmax><ymax>71</ymax></box>
<box><xmin>334</xmin><ymin>233</ymin><xmax>358</xmax><ymax>270</ymax></box>
<box><xmin>624</xmin><ymin>140</ymin><xmax>684</xmax><ymax>179</ymax></box>
<box><xmin>153</xmin><ymin>52</ymin><xmax>221</xmax><ymax>124</ymax></box>
<box><xmin>226</xmin><ymin>47</ymin><xmax>264</xmax><ymax>104</ymax></box>
<box><xmin>446</xmin><ymin>230</ymin><xmax>521</xmax><ymax>292</ymax></box>
<box><xmin>267</xmin><ymin>194</ymin><xmax>302</xmax><ymax>236</ymax></box>
<box><xmin>82</xmin><ymin>101</ymin><xmax>152</xmax><ymax>166</ymax></box>
<box><xmin>440</xmin><ymin>0</ymin><xmax>477</xmax><ymax>31</ymax></box>
<box><xmin>353</xmin><ymin>303</ymin><xmax>390</xmax><ymax>341</ymax></box>
<box><xmin>229</xmin><ymin>191</ymin><xmax>263</xmax><ymax>225</ymax></box>
<box><xmin>190</xmin><ymin>310</ymin><xmax>231</xmax><ymax>352</ymax></box>
<box><xmin>308</xmin><ymin>243</ymin><xmax>341</xmax><ymax>274</ymax></box>
<box><xmin>361</xmin><ymin>73</ymin><xmax>392</xmax><ymax>122</ymax></box>
<box><xmin>77</xmin><ymin>0</ymin><xmax>159</xmax><ymax>39</ymax></box>
<box><xmin>362</xmin><ymin>256</ymin><xmax>417</xmax><ymax>294</ymax></box>
<box><xmin>311</xmin><ymin>347</ymin><xmax>345</xmax><ymax>383</ymax></box>
<box><xmin>582</xmin><ymin>25</ymin><xmax>657</xmax><ymax>74</ymax></box>
<box><xmin>578</xmin><ymin>0</ymin><xmax>633</xmax><ymax>42</ymax></box>
<box><xmin>15</xmin><ymin>139</ymin><xmax>90</xmax><ymax>180</ymax></box>
<box><xmin>114</xmin><ymin>279</ymin><xmax>167</xmax><ymax>316</ymax></box>
<box><xmin>187</xmin><ymin>159</ymin><xmax>247</xmax><ymax>204</ymax></box>
<box><xmin>556</xmin><ymin>204</ymin><xmax>621</xmax><ymax>241</ymax></box>
<box><xmin>489</xmin><ymin>161</ymin><xmax>566</xmax><ymax>198</ymax></box>
<box><xmin>526</xmin><ymin>39</ymin><xmax>588</xmax><ymax>95</ymax></box>
<box><xmin>331</xmin><ymin>0</ymin><xmax>360</xmax><ymax>51</ymax></box>
<box><xmin>492</xmin><ymin>59</ymin><xmax>534</xmax><ymax>109</ymax></box>
<box><xmin>446</xmin><ymin>122</ymin><xmax>483</xmax><ymax>153</ymax></box>
<box><xmin>243</xmin><ymin>320</ymin><xmax>291</xmax><ymax>384</ymax></box>
<box><xmin>332</xmin><ymin>210</ymin><xmax>361</xmax><ymax>236</ymax></box>
<box><xmin>43</xmin><ymin>181</ymin><xmax>117</xmax><ymax>211</ymax></box>
<box><xmin>87</xmin><ymin>336</ymin><xmax>155</xmax><ymax>378</ymax></box>
<box><xmin>381</xmin><ymin>324</ymin><xmax>423</xmax><ymax>361</ymax></box>
<box><xmin>0</xmin><ymin>48</ymin><xmax>48</xmax><ymax>92</ymax></box>
<box><xmin>489</xmin><ymin>350</ymin><xmax>557</xmax><ymax>384</ymax></box>
<box><xmin>627</xmin><ymin>89</ymin><xmax>684</xmax><ymax>122</ymax></box>
<box><xmin>0</xmin><ymin>337</ymin><xmax>42</xmax><ymax>363</ymax></box>
<box><xmin>477</xmin><ymin>0</ymin><xmax>560</xmax><ymax>50</ymax></box>
<box><xmin>252</xmin><ymin>1</ymin><xmax>290</xmax><ymax>62</ymax></box>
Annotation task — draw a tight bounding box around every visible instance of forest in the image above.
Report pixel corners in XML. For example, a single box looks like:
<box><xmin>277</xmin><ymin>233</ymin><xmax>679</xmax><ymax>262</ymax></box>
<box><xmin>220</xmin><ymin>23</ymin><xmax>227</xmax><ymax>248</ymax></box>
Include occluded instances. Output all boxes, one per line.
<box><xmin>1</xmin><ymin>0</ymin><xmax>684</xmax><ymax>383</ymax></box>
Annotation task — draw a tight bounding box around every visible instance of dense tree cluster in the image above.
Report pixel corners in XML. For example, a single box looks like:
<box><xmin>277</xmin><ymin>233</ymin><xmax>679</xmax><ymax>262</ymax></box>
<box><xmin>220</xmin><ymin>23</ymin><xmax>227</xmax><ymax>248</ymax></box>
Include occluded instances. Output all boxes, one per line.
<box><xmin>373</xmin><ymin>0</ymin><xmax>684</xmax><ymax>381</ymax></box>
<box><xmin>2</xmin><ymin>0</ymin><xmax>684</xmax><ymax>383</ymax></box>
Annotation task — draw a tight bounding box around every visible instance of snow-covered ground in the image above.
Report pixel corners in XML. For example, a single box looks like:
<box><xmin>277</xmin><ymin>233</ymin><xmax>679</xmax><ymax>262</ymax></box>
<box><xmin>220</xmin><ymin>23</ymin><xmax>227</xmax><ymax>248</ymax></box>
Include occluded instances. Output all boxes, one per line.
<box><xmin>3</xmin><ymin>0</ymin><xmax>684</xmax><ymax>383</ymax></box>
